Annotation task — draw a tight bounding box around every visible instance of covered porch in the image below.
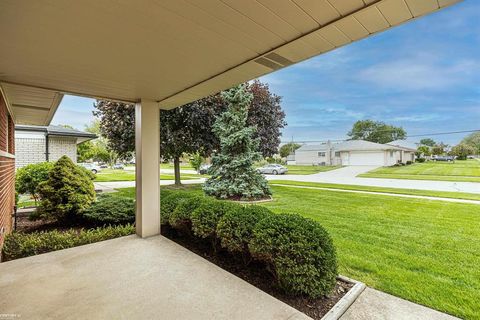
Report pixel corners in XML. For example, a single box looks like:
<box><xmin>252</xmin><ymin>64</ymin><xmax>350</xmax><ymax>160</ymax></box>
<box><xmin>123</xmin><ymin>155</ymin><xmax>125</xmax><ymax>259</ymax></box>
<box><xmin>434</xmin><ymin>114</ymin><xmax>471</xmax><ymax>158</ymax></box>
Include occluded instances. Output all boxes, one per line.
<box><xmin>0</xmin><ymin>235</ymin><xmax>308</xmax><ymax>319</ymax></box>
<box><xmin>0</xmin><ymin>1</ymin><xmax>462</xmax><ymax>319</ymax></box>
<box><xmin>0</xmin><ymin>234</ymin><xmax>458</xmax><ymax>320</ymax></box>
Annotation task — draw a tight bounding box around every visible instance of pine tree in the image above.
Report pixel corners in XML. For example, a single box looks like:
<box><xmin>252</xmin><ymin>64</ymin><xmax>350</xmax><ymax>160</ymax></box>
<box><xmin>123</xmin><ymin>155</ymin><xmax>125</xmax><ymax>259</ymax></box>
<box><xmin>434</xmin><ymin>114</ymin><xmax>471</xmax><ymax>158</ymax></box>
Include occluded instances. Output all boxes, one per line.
<box><xmin>203</xmin><ymin>85</ymin><xmax>271</xmax><ymax>200</ymax></box>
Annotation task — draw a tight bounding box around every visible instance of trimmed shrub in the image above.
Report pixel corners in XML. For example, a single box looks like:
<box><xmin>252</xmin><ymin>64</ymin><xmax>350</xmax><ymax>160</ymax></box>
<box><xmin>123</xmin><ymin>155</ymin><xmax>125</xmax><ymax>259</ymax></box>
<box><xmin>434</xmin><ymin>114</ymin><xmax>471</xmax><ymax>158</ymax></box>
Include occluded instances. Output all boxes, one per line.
<box><xmin>161</xmin><ymin>192</ymin><xmax>195</xmax><ymax>225</ymax></box>
<box><xmin>37</xmin><ymin>156</ymin><xmax>95</xmax><ymax>222</ymax></box>
<box><xmin>169</xmin><ymin>196</ymin><xmax>203</xmax><ymax>230</ymax></box>
<box><xmin>249</xmin><ymin>213</ymin><xmax>337</xmax><ymax>298</ymax></box>
<box><xmin>217</xmin><ymin>205</ymin><xmax>272</xmax><ymax>253</ymax></box>
<box><xmin>191</xmin><ymin>199</ymin><xmax>237</xmax><ymax>238</ymax></box>
<box><xmin>406</xmin><ymin>160</ymin><xmax>412</xmax><ymax>165</ymax></box>
<box><xmin>416</xmin><ymin>158</ymin><xmax>426</xmax><ymax>163</ymax></box>
<box><xmin>1</xmin><ymin>224</ymin><xmax>135</xmax><ymax>261</ymax></box>
<box><xmin>83</xmin><ymin>194</ymin><xmax>135</xmax><ymax>225</ymax></box>
<box><xmin>15</xmin><ymin>162</ymin><xmax>54</xmax><ymax>204</ymax></box>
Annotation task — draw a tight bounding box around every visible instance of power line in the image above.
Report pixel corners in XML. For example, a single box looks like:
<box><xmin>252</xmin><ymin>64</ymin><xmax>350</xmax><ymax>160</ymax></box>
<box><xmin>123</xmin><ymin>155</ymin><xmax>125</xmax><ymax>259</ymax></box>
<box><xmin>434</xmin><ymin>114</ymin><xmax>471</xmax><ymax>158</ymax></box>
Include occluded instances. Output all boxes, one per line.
<box><xmin>281</xmin><ymin>129</ymin><xmax>480</xmax><ymax>144</ymax></box>
<box><xmin>406</xmin><ymin>129</ymin><xmax>480</xmax><ymax>138</ymax></box>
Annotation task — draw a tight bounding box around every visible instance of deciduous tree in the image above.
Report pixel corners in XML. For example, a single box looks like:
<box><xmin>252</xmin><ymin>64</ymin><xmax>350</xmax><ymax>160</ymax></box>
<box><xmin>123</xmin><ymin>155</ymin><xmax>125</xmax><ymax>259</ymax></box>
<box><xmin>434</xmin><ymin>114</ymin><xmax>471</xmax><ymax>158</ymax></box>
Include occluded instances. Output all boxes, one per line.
<box><xmin>347</xmin><ymin>120</ymin><xmax>406</xmax><ymax>144</ymax></box>
<box><xmin>451</xmin><ymin>143</ymin><xmax>475</xmax><ymax>160</ymax></box>
<box><xmin>279</xmin><ymin>142</ymin><xmax>301</xmax><ymax>158</ymax></box>
<box><xmin>419</xmin><ymin>138</ymin><xmax>436</xmax><ymax>147</ymax></box>
<box><xmin>461</xmin><ymin>132</ymin><xmax>480</xmax><ymax>155</ymax></box>
<box><xmin>94</xmin><ymin>81</ymin><xmax>285</xmax><ymax>185</ymax></box>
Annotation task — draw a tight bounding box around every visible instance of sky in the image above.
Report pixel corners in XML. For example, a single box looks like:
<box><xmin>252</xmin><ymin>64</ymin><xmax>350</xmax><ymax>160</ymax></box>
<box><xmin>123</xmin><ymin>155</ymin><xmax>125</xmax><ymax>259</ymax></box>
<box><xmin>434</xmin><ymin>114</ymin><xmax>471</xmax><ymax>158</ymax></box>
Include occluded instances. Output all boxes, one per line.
<box><xmin>52</xmin><ymin>0</ymin><xmax>480</xmax><ymax>146</ymax></box>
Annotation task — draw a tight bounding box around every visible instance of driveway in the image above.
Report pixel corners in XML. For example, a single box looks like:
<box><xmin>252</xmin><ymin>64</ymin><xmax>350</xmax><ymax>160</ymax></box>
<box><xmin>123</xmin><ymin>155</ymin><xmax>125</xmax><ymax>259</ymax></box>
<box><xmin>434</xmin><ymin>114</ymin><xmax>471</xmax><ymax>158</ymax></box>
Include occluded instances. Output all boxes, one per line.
<box><xmin>267</xmin><ymin>166</ymin><xmax>480</xmax><ymax>194</ymax></box>
<box><xmin>96</xmin><ymin>166</ymin><xmax>480</xmax><ymax>194</ymax></box>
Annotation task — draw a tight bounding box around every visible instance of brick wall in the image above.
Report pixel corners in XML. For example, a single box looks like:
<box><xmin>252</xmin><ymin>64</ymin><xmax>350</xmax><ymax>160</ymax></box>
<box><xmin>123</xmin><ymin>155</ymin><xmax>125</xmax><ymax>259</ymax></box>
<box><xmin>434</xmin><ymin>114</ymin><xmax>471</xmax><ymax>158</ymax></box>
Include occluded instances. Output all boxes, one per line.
<box><xmin>15</xmin><ymin>136</ymin><xmax>46</xmax><ymax>168</ymax></box>
<box><xmin>15</xmin><ymin>135</ymin><xmax>78</xmax><ymax>168</ymax></box>
<box><xmin>48</xmin><ymin>136</ymin><xmax>77</xmax><ymax>163</ymax></box>
<box><xmin>0</xmin><ymin>93</ymin><xmax>15</xmax><ymax>249</ymax></box>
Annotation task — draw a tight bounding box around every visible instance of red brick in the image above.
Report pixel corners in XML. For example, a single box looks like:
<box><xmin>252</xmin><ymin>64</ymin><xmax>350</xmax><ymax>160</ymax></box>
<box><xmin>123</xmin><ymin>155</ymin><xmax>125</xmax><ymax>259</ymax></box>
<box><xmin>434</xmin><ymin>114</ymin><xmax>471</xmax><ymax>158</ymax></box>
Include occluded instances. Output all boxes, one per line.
<box><xmin>0</xmin><ymin>93</ymin><xmax>15</xmax><ymax>251</ymax></box>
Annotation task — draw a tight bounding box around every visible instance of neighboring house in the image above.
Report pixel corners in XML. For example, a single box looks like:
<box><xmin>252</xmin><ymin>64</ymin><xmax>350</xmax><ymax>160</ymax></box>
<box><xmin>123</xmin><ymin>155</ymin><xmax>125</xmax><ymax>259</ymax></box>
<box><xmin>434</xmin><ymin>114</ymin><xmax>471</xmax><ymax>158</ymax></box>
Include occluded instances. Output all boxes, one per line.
<box><xmin>15</xmin><ymin>125</ymin><xmax>96</xmax><ymax>168</ymax></box>
<box><xmin>386</xmin><ymin>140</ymin><xmax>418</xmax><ymax>162</ymax></box>
<box><xmin>295</xmin><ymin>140</ymin><xmax>414</xmax><ymax>166</ymax></box>
<box><xmin>286</xmin><ymin>154</ymin><xmax>296</xmax><ymax>165</ymax></box>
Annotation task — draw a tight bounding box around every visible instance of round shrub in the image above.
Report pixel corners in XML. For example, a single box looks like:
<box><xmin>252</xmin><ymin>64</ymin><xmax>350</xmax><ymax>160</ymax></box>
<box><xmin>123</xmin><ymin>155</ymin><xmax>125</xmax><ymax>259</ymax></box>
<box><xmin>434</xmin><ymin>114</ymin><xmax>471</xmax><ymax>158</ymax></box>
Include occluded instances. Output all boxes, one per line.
<box><xmin>83</xmin><ymin>194</ymin><xmax>135</xmax><ymax>225</ymax></box>
<box><xmin>249</xmin><ymin>213</ymin><xmax>337</xmax><ymax>298</ymax></box>
<box><xmin>169</xmin><ymin>196</ymin><xmax>204</xmax><ymax>230</ymax></box>
<box><xmin>160</xmin><ymin>192</ymin><xmax>194</xmax><ymax>225</ymax></box>
<box><xmin>191</xmin><ymin>199</ymin><xmax>237</xmax><ymax>238</ymax></box>
<box><xmin>15</xmin><ymin>162</ymin><xmax>54</xmax><ymax>204</ymax></box>
<box><xmin>217</xmin><ymin>205</ymin><xmax>272</xmax><ymax>253</ymax></box>
<box><xmin>37</xmin><ymin>156</ymin><xmax>95</xmax><ymax>222</ymax></box>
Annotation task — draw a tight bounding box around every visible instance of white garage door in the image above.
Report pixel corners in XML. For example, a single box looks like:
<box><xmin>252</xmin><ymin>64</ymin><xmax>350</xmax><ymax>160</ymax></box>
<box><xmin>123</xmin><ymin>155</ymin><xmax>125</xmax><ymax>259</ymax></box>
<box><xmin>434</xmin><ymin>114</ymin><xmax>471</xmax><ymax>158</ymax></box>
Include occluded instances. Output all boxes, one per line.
<box><xmin>348</xmin><ymin>152</ymin><xmax>385</xmax><ymax>166</ymax></box>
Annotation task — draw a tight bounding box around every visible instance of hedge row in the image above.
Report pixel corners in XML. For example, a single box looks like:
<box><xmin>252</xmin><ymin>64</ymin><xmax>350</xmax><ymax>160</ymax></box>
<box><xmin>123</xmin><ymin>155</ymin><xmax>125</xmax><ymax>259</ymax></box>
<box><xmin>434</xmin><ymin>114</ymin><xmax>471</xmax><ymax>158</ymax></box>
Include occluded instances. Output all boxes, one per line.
<box><xmin>2</xmin><ymin>224</ymin><xmax>135</xmax><ymax>261</ymax></box>
<box><xmin>161</xmin><ymin>191</ymin><xmax>338</xmax><ymax>298</ymax></box>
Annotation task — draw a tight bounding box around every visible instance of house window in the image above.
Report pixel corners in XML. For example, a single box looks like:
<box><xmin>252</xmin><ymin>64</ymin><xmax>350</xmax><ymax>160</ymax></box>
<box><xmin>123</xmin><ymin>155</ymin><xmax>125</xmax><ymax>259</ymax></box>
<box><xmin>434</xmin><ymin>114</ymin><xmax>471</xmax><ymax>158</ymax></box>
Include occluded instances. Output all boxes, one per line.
<box><xmin>335</xmin><ymin>152</ymin><xmax>340</xmax><ymax>157</ymax></box>
<box><xmin>318</xmin><ymin>152</ymin><xmax>326</xmax><ymax>157</ymax></box>
<box><xmin>390</xmin><ymin>151</ymin><xmax>394</xmax><ymax>157</ymax></box>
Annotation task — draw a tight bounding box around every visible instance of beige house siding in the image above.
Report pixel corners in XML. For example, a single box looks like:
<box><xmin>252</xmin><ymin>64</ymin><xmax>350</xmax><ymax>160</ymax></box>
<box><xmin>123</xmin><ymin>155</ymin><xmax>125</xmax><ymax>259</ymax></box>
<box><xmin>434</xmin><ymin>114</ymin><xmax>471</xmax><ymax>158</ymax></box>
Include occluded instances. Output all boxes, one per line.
<box><xmin>15</xmin><ymin>135</ymin><xmax>77</xmax><ymax>168</ymax></box>
<box><xmin>295</xmin><ymin>150</ymin><xmax>331</xmax><ymax>166</ymax></box>
<box><xmin>48</xmin><ymin>136</ymin><xmax>77</xmax><ymax>163</ymax></box>
<box><xmin>15</xmin><ymin>136</ymin><xmax>46</xmax><ymax>168</ymax></box>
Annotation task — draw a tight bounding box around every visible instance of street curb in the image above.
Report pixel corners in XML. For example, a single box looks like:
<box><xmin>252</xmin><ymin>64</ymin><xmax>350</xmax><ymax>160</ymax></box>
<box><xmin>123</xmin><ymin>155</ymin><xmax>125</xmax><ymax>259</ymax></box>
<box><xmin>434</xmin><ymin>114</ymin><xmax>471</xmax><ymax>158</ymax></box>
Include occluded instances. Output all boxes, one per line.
<box><xmin>321</xmin><ymin>275</ymin><xmax>366</xmax><ymax>320</ymax></box>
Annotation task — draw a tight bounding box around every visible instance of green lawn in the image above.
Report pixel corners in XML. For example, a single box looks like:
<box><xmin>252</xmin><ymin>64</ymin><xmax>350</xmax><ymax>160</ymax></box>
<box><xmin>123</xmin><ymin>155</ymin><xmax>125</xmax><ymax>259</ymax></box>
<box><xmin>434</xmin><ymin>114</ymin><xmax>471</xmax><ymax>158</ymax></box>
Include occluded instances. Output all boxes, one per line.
<box><xmin>261</xmin><ymin>186</ymin><xmax>480</xmax><ymax>319</ymax></box>
<box><xmin>160</xmin><ymin>163</ymin><xmax>195</xmax><ymax>170</ymax></box>
<box><xmin>94</xmin><ymin>169</ymin><xmax>202</xmax><ymax>182</ymax></box>
<box><xmin>270</xmin><ymin>180</ymin><xmax>480</xmax><ymax>201</ymax></box>
<box><xmin>286</xmin><ymin>165</ymin><xmax>341</xmax><ymax>175</ymax></box>
<box><xmin>359</xmin><ymin>160</ymin><xmax>480</xmax><ymax>182</ymax></box>
<box><xmin>114</xmin><ymin>184</ymin><xmax>480</xmax><ymax>319</ymax></box>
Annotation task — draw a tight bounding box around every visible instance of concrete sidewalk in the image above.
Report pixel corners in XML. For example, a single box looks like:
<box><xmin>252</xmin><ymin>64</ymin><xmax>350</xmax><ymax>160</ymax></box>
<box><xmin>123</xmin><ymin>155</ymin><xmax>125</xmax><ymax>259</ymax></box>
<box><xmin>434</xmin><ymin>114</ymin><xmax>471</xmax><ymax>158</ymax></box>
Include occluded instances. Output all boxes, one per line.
<box><xmin>271</xmin><ymin>183</ymin><xmax>480</xmax><ymax>205</ymax></box>
<box><xmin>341</xmin><ymin>288</ymin><xmax>459</xmax><ymax>320</ymax></box>
<box><xmin>267</xmin><ymin>166</ymin><xmax>480</xmax><ymax>194</ymax></box>
<box><xmin>94</xmin><ymin>178</ymin><xmax>205</xmax><ymax>192</ymax></box>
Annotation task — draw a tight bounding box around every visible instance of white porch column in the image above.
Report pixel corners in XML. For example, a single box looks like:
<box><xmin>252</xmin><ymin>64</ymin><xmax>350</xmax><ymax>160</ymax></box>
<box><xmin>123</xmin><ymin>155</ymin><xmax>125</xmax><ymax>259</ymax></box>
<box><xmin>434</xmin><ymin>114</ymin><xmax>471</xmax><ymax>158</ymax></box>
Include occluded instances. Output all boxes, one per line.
<box><xmin>135</xmin><ymin>99</ymin><xmax>161</xmax><ymax>238</ymax></box>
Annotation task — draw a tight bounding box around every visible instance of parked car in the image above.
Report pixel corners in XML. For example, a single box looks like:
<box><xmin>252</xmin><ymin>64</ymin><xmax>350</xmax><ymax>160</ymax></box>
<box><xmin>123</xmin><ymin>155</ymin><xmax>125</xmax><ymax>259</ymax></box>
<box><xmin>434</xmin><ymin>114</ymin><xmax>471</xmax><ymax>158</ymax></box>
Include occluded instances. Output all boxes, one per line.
<box><xmin>256</xmin><ymin>164</ymin><xmax>288</xmax><ymax>175</ymax></box>
<box><xmin>99</xmin><ymin>164</ymin><xmax>108</xmax><ymax>169</ymax></box>
<box><xmin>198</xmin><ymin>164</ymin><xmax>212</xmax><ymax>175</ymax></box>
<box><xmin>79</xmin><ymin>163</ymin><xmax>102</xmax><ymax>174</ymax></box>
<box><xmin>434</xmin><ymin>156</ymin><xmax>455</xmax><ymax>162</ymax></box>
<box><xmin>112</xmin><ymin>163</ymin><xmax>125</xmax><ymax>170</ymax></box>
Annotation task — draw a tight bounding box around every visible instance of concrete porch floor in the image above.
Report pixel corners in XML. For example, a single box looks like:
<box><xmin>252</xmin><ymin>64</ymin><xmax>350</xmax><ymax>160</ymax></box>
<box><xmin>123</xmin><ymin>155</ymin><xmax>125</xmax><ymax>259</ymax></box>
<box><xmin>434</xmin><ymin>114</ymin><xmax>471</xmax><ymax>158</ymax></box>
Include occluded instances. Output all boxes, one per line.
<box><xmin>0</xmin><ymin>235</ymin><xmax>309</xmax><ymax>320</ymax></box>
<box><xmin>0</xmin><ymin>235</ymin><xmax>461</xmax><ymax>320</ymax></box>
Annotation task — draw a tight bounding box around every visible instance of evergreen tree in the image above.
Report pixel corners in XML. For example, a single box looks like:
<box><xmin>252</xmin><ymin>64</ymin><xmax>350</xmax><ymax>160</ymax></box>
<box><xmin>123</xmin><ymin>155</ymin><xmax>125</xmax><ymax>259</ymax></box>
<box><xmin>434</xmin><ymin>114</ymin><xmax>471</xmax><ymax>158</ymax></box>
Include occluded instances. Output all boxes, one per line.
<box><xmin>203</xmin><ymin>85</ymin><xmax>271</xmax><ymax>200</ymax></box>
<box><xmin>37</xmin><ymin>156</ymin><xmax>95</xmax><ymax>222</ymax></box>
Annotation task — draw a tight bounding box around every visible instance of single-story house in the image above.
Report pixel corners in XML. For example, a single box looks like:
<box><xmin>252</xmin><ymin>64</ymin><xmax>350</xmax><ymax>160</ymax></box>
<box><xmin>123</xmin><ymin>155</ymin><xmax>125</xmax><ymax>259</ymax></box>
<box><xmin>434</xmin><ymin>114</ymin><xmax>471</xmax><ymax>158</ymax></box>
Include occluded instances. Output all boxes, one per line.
<box><xmin>295</xmin><ymin>140</ymin><xmax>415</xmax><ymax>166</ymax></box>
<box><xmin>15</xmin><ymin>125</ymin><xmax>96</xmax><ymax>168</ymax></box>
<box><xmin>386</xmin><ymin>140</ymin><xmax>418</xmax><ymax>161</ymax></box>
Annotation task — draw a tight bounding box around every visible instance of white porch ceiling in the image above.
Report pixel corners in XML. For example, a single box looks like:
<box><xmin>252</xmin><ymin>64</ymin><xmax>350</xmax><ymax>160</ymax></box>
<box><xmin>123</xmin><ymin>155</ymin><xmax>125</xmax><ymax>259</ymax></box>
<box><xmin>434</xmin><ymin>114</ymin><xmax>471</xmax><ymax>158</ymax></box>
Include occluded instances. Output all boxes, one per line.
<box><xmin>0</xmin><ymin>0</ymin><xmax>461</xmax><ymax>123</ymax></box>
<box><xmin>0</xmin><ymin>83</ymin><xmax>63</xmax><ymax>126</ymax></box>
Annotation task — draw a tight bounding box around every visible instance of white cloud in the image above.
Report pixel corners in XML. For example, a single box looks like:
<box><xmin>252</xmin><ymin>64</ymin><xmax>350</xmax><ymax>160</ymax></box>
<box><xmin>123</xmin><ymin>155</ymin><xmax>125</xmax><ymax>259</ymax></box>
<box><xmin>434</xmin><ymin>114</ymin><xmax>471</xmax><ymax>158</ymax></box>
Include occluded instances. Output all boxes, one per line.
<box><xmin>359</xmin><ymin>54</ymin><xmax>478</xmax><ymax>91</ymax></box>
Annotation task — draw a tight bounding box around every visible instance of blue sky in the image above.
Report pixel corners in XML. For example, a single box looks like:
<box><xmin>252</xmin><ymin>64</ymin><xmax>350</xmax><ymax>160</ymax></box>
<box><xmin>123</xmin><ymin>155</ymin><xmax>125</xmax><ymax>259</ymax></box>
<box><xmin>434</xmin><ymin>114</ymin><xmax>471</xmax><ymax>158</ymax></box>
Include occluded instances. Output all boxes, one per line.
<box><xmin>53</xmin><ymin>0</ymin><xmax>480</xmax><ymax>145</ymax></box>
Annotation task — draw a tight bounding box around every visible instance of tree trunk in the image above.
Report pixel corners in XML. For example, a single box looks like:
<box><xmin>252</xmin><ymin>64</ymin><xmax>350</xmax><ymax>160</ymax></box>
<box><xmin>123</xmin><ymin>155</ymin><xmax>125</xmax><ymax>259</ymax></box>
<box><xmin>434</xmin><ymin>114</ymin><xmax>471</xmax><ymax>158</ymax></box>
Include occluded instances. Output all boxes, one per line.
<box><xmin>174</xmin><ymin>157</ymin><xmax>181</xmax><ymax>186</ymax></box>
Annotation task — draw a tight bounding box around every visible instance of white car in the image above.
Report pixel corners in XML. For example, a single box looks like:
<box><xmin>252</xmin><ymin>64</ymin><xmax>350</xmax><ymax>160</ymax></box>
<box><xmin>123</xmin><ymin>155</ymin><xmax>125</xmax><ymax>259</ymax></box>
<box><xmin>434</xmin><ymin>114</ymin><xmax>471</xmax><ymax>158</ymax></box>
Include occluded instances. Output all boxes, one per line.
<box><xmin>256</xmin><ymin>164</ymin><xmax>288</xmax><ymax>175</ymax></box>
<box><xmin>78</xmin><ymin>163</ymin><xmax>102</xmax><ymax>174</ymax></box>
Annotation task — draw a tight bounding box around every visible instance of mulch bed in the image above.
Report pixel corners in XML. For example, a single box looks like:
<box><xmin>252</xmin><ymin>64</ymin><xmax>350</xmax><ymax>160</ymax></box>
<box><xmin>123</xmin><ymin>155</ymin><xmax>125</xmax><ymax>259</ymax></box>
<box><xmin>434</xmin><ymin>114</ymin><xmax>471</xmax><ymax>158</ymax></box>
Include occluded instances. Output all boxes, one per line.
<box><xmin>15</xmin><ymin>210</ymin><xmax>88</xmax><ymax>233</ymax></box>
<box><xmin>162</xmin><ymin>225</ymin><xmax>353</xmax><ymax>320</ymax></box>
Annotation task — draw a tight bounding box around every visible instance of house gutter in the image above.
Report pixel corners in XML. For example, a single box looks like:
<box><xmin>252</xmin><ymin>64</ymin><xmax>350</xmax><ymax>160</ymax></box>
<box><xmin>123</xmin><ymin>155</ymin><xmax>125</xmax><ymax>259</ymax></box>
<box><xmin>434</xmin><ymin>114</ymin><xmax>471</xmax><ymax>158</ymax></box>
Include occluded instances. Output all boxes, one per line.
<box><xmin>45</xmin><ymin>132</ymin><xmax>49</xmax><ymax>161</ymax></box>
